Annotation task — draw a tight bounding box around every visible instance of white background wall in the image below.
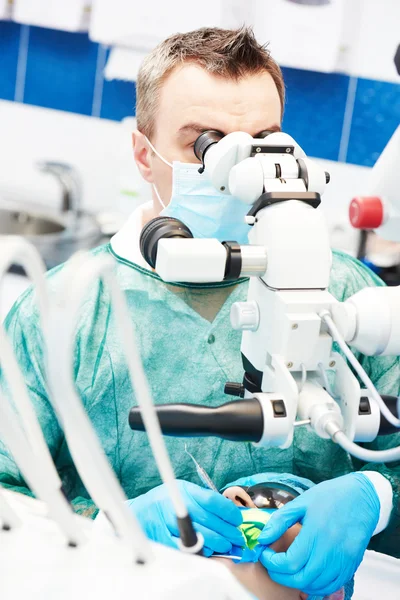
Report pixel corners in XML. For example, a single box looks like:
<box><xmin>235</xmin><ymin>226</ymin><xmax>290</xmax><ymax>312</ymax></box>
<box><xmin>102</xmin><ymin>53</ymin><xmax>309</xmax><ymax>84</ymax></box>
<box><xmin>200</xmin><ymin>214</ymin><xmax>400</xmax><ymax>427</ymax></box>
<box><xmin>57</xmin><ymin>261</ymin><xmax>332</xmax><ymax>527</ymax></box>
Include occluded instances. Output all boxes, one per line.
<box><xmin>0</xmin><ymin>100</ymin><xmax>148</xmax><ymax>216</ymax></box>
<box><xmin>0</xmin><ymin>97</ymin><xmax>366</xmax><ymax>256</ymax></box>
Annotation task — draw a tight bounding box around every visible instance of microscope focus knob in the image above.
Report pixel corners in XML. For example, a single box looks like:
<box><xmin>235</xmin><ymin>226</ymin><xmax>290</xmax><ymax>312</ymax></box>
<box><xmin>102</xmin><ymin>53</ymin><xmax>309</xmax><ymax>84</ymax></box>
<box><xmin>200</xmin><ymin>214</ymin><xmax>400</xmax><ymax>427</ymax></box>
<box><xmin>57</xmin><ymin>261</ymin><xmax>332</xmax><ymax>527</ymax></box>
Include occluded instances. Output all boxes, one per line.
<box><xmin>230</xmin><ymin>301</ymin><xmax>260</xmax><ymax>331</ymax></box>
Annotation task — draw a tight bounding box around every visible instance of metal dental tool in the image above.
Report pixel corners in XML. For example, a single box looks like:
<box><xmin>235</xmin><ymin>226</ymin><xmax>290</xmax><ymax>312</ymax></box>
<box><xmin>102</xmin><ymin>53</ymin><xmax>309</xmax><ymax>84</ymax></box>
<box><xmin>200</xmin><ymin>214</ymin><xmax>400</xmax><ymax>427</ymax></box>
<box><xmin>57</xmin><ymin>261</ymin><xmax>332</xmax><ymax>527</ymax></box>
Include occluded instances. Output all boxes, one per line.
<box><xmin>184</xmin><ymin>444</ymin><xmax>219</xmax><ymax>493</ymax></box>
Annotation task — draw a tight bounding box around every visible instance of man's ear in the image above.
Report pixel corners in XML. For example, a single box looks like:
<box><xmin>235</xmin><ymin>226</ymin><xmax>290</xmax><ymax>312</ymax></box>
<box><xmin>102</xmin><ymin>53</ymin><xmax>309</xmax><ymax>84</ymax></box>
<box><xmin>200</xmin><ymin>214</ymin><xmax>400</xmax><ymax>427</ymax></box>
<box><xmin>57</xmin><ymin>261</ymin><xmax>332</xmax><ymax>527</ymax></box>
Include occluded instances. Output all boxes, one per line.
<box><xmin>133</xmin><ymin>130</ymin><xmax>154</xmax><ymax>183</ymax></box>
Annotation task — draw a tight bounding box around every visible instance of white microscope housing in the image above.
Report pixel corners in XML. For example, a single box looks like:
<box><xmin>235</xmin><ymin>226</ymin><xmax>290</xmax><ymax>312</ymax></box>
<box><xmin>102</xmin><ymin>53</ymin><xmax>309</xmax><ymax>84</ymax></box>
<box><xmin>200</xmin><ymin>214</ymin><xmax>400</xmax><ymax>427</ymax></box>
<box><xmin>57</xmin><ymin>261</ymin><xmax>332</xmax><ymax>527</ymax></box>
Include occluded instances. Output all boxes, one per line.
<box><xmin>138</xmin><ymin>130</ymin><xmax>400</xmax><ymax>459</ymax></box>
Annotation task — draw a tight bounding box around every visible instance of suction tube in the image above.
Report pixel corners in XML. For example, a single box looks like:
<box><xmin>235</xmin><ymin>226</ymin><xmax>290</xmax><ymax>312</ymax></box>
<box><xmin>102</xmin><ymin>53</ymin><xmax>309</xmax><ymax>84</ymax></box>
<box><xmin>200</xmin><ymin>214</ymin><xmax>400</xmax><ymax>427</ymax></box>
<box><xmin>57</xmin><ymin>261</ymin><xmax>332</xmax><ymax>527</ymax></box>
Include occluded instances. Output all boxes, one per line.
<box><xmin>129</xmin><ymin>399</ymin><xmax>264</xmax><ymax>443</ymax></box>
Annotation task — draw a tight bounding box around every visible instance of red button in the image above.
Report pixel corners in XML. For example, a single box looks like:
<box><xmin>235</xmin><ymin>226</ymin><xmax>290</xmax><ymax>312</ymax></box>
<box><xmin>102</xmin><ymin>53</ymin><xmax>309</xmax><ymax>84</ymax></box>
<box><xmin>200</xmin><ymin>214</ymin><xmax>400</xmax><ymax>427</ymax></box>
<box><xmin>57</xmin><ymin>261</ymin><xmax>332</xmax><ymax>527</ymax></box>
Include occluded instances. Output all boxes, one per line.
<box><xmin>349</xmin><ymin>196</ymin><xmax>384</xmax><ymax>229</ymax></box>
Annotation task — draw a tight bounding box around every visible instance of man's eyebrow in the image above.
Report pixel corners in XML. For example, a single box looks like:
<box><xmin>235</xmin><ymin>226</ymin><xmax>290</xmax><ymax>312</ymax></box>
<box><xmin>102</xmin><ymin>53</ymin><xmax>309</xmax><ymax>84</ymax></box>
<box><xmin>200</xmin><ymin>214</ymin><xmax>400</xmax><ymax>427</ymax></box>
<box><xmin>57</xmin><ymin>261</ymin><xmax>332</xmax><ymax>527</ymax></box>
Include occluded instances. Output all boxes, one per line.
<box><xmin>177</xmin><ymin>123</ymin><xmax>220</xmax><ymax>137</ymax></box>
<box><xmin>177</xmin><ymin>122</ymin><xmax>282</xmax><ymax>139</ymax></box>
<box><xmin>254</xmin><ymin>124</ymin><xmax>282</xmax><ymax>136</ymax></box>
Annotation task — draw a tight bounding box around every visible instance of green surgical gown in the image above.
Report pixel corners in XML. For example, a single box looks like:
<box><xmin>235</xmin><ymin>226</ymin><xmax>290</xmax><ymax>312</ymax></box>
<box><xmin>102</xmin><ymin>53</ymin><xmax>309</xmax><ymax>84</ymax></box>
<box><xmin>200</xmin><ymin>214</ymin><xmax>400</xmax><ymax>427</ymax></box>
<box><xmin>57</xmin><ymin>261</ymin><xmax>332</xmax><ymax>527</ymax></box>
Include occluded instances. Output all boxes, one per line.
<box><xmin>0</xmin><ymin>244</ymin><xmax>399</xmax><ymax>558</ymax></box>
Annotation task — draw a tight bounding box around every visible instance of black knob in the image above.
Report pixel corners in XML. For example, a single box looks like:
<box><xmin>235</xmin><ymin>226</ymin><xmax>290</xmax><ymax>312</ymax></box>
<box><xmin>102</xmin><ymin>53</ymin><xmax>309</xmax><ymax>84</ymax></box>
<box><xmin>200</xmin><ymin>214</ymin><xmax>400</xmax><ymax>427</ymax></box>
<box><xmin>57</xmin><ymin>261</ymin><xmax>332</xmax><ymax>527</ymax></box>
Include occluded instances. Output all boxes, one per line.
<box><xmin>140</xmin><ymin>217</ymin><xmax>193</xmax><ymax>269</ymax></box>
<box><xmin>224</xmin><ymin>382</ymin><xmax>245</xmax><ymax>398</ymax></box>
<box><xmin>325</xmin><ymin>171</ymin><xmax>330</xmax><ymax>184</ymax></box>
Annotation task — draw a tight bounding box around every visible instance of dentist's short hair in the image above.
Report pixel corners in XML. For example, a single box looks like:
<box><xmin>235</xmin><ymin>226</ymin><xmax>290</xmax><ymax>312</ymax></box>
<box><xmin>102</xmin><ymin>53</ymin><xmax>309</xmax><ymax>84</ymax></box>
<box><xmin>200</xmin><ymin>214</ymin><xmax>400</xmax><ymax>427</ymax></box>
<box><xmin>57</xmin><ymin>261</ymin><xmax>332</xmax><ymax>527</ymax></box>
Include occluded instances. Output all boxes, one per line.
<box><xmin>136</xmin><ymin>26</ymin><xmax>285</xmax><ymax>140</ymax></box>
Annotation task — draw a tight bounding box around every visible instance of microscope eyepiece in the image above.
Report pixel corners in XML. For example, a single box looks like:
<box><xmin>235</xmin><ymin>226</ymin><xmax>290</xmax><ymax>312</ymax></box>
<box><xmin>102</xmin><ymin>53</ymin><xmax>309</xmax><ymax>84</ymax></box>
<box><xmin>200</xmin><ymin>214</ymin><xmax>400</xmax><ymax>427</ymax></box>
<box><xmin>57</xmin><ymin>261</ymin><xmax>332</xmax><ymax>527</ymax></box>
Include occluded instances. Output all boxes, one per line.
<box><xmin>140</xmin><ymin>217</ymin><xmax>193</xmax><ymax>269</ymax></box>
<box><xmin>194</xmin><ymin>130</ymin><xmax>224</xmax><ymax>173</ymax></box>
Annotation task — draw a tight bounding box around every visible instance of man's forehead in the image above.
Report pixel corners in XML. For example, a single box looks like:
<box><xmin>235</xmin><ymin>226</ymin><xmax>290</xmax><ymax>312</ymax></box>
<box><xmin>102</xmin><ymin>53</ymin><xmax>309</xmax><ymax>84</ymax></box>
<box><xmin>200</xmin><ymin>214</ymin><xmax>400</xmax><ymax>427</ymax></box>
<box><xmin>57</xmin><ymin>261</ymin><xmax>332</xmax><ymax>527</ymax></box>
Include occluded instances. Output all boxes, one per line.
<box><xmin>158</xmin><ymin>64</ymin><xmax>282</xmax><ymax>138</ymax></box>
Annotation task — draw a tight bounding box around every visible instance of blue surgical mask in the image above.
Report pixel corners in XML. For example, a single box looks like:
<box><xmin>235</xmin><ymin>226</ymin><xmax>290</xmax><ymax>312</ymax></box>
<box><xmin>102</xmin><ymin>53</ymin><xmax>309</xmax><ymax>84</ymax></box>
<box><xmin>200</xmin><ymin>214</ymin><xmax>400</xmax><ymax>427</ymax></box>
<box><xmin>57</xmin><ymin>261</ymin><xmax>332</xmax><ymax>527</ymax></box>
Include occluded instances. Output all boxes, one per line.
<box><xmin>146</xmin><ymin>138</ymin><xmax>251</xmax><ymax>244</ymax></box>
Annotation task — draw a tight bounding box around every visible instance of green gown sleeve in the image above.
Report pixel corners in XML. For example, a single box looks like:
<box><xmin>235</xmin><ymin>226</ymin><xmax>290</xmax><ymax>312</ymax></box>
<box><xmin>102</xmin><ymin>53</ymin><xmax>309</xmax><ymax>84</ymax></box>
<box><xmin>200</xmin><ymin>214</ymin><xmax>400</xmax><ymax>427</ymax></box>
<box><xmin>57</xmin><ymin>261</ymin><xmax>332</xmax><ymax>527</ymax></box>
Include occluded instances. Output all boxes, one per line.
<box><xmin>0</xmin><ymin>287</ymin><xmax>98</xmax><ymax>519</ymax></box>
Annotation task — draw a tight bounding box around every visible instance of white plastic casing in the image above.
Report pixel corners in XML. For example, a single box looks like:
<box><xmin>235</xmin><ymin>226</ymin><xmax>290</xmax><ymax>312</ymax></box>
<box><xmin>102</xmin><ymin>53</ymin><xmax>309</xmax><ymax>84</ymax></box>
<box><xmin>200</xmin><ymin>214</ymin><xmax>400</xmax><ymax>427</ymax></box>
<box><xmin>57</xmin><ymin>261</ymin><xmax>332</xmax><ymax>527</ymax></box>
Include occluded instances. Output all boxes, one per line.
<box><xmin>253</xmin><ymin>392</ymin><xmax>293</xmax><ymax>448</ymax></box>
<box><xmin>299</xmin><ymin>157</ymin><xmax>327</xmax><ymax>195</ymax></box>
<box><xmin>228</xmin><ymin>157</ymin><xmax>264</xmax><ymax>204</ymax></box>
<box><xmin>204</xmin><ymin>131</ymin><xmax>307</xmax><ymax>200</ymax></box>
<box><xmin>241</xmin><ymin>278</ymin><xmax>336</xmax><ymax>375</ymax></box>
<box><xmin>230</xmin><ymin>301</ymin><xmax>260</xmax><ymax>331</ymax></box>
<box><xmin>331</xmin><ymin>352</ymin><xmax>380</xmax><ymax>442</ymax></box>
<box><xmin>259</xmin><ymin>132</ymin><xmax>306</xmax><ymax>159</ymax></box>
<box><xmin>205</xmin><ymin>132</ymin><xmax>253</xmax><ymax>193</ymax></box>
<box><xmin>228</xmin><ymin>153</ymin><xmax>319</xmax><ymax>205</ymax></box>
<box><xmin>297</xmin><ymin>381</ymin><xmax>343</xmax><ymax>440</ymax></box>
<box><xmin>155</xmin><ymin>238</ymin><xmax>227</xmax><ymax>283</ymax></box>
<box><xmin>331</xmin><ymin>286</ymin><xmax>400</xmax><ymax>356</ymax></box>
<box><xmin>248</xmin><ymin>200</ymin><xmax>332</xmax><ymax>290</ymax></box>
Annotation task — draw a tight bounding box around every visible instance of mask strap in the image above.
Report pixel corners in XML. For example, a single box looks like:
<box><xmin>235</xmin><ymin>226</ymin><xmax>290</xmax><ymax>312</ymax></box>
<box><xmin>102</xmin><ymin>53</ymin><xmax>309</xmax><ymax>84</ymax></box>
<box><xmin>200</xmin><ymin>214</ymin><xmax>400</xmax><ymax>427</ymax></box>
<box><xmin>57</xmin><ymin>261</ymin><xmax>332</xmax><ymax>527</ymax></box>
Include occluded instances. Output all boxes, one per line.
<box><xmin>145</xmin><ymin>136</ymin><xmax>173</xmax><ymax>169</ymax></box>
<box><xmin>152</xmin><ymin>183</ymin><xmax>166</xmax><ymax>210</ymax></box>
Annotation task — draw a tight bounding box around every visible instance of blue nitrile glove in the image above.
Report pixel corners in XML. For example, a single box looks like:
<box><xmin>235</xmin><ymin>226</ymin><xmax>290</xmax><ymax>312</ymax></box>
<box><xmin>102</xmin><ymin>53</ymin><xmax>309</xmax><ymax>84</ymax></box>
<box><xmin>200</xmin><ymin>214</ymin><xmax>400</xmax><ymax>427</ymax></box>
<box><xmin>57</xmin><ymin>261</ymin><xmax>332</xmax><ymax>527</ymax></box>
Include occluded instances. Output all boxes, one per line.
<box><xmin>258</xmin><ymin>473</ymin><xmax>380</xmax><ymax>597</ymax></box>
<box><xmin>127</xmin><ymin>480</ymin><xmax>244</xmax><ymax>557</ymax></box>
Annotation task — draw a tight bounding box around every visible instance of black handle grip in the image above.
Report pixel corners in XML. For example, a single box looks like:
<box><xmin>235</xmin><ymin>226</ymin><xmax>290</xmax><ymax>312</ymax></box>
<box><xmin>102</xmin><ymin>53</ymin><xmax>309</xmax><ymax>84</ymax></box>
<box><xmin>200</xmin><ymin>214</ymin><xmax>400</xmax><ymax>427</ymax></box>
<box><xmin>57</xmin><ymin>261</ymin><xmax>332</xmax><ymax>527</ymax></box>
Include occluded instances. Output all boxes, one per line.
<box><xmin>379</xmin><ymin>395</ymin><xmax>400</xmax><ymax>435</ymax></box>
<box><xmin>129</xmin><ymin>399</ymin><xmax>264</xmax><ymax>443</ymax></box>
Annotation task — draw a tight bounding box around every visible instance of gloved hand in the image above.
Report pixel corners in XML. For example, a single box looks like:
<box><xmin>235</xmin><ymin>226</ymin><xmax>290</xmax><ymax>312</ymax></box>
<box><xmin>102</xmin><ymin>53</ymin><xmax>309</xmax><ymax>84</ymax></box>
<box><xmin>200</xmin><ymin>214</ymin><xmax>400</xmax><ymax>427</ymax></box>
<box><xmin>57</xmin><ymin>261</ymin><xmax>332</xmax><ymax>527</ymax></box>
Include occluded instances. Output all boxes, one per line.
<box><xmin>127</xmin><ymin>480</ymin><xmax>244</xmax><ymax>557</ymax></box>
<box><xmin>258</xmin><ymin>473</ymin><xmax>380</xmax><ymax>596</ymax></box>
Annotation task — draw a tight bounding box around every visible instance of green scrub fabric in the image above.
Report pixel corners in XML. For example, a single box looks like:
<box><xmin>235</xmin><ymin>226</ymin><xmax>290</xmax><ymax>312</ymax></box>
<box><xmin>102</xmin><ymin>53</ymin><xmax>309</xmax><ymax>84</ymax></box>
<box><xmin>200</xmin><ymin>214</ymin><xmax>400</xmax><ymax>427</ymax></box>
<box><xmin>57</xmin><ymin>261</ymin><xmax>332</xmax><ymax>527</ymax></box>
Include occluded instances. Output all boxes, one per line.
<box><xmin>0</xmin><ymin>244</ymin><xmax>399</xmax><ymax>558</ymax></box>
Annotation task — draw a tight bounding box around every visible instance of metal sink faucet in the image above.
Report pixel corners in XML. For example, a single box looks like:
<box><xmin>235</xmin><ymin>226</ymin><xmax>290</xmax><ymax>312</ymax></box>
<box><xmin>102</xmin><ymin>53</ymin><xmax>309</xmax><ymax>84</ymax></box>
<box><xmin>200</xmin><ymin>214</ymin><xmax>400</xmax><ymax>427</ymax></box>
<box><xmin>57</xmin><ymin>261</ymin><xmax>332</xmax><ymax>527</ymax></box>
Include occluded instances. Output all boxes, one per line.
<box><xmin>36</xmin><ymin>161</ymin><xmax>81</xmax><ymax>215</ymax></box>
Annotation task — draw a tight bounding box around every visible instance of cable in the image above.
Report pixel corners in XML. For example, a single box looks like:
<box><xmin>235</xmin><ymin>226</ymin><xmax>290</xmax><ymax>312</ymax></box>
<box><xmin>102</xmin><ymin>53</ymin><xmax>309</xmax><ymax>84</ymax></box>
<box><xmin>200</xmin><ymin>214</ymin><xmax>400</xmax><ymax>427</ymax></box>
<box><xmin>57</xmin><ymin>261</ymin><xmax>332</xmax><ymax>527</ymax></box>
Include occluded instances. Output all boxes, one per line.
<box><xmin>320</xmin><ymin>311</ymin><xmax>400</xmax><ymax>429</ymax></box>
<box><xmin>0</xmin><ymin>238</ymin><xmax>60</xmax><ymax>486</ymax></box>
<box><xmin>294</xmin><ymin>419</ymin><xmax>311</xmax><ymax>427</ymax></box>
<box><xmin>45</xmin><ymin>255</ymin><xmax>151</xmax><ymax>563</ymax></box>
<box><xmin>318</xmin><ymin>362</ymin><xmax>333</xmax><ymax>396</ymax></box>
<box><xmin>88</xmin><ymin>255</ymin><xmax>200</xmax><ymax>549</ymax></box>
<box><xmin>325</xmin><ymin>421</ymin><xmax>400</xmax><ymax>463</ymax></box>
<box><xmin>0</xmin><ymin>390</ymin><xmax>85</xmax><ymax>544</ymax></box>
<box><xmin>0</xmin><ymin>238</ymin><xmax>85</xmax><ymax>546</ymax></box>
<box><xmin>297</xmin><ymin>363</ymin><xmax>307</xmax><ymax>393</ymax></box>
<box><xmin>47</xmin><ymin>253</ymin><xmax>199</xmax><ymax>555</ymax></box>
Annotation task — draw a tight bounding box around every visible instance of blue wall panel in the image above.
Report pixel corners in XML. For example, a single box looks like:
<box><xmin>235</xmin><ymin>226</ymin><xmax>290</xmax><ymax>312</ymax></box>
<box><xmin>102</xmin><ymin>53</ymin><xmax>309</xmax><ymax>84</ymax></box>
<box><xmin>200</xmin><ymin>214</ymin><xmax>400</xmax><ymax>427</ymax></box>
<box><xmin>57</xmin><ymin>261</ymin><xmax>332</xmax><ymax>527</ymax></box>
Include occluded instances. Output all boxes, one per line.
<box><xmin>0</xmin><ymin>24</ymin><xmax>399</xmax><ymax>167</ymax></box>
<box><xmin>282</xmin><ymin>67</ymin><xmax>349</xmax><ymax>161</ymax></box>
<box><xmin>101</xmin><ymin>79</ymin><xmax>136</xmax><ymax>122</ymax></box>
<box><xmin>23</xmin><ymin>26</ymin><xmax>98</xmax><ymax>115</ymax></box>
<box><xmin>346</xmin><ymin>78</ymin><xmax>400</xmax><ymax>167</ymax></box>
<box><xmin>0</xmin><ymin>21</ymin><xmax>21</xmax><ymax>101</ymax></box>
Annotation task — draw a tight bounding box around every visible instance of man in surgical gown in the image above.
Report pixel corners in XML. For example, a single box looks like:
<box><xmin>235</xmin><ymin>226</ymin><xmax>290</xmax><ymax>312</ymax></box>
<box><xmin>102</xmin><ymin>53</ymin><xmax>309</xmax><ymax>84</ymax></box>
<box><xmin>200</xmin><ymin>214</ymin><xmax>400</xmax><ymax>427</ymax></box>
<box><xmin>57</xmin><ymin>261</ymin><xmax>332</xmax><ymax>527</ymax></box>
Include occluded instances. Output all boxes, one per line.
<box><xmin>0</xmin><ymin>26</ymin><xmax>399</xmax><ymax>599</ymax></box>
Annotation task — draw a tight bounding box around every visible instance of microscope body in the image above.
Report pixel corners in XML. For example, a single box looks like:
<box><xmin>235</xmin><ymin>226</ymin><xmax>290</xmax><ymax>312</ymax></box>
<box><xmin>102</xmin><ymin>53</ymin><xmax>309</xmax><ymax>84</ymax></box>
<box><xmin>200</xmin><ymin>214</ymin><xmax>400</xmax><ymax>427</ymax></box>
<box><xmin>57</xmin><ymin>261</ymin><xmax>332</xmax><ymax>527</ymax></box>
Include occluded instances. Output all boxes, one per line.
<box><xmin>228</xmin><ymin>181</ymin><xmax>380</xmax><ymax>448</ymax></box>
<box><xmin>139</xmin><ymin>131</ymin><xmax>400</xmax><ymax>451</ymax></box>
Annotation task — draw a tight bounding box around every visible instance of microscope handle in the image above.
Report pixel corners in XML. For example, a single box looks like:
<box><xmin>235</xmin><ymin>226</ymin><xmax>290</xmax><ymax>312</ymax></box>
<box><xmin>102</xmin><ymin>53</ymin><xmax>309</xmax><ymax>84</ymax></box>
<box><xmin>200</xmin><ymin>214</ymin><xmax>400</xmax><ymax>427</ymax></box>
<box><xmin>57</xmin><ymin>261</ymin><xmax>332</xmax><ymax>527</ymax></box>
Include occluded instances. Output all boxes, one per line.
<box><xmin>379</xmin><ymin>395</ymin><xmax>400</xmax><ymax>435</ymax></box>
<box><xmin>129</xmin><ymin>399</ymin><xmax>264</xmax><ymax>443</ymax></box>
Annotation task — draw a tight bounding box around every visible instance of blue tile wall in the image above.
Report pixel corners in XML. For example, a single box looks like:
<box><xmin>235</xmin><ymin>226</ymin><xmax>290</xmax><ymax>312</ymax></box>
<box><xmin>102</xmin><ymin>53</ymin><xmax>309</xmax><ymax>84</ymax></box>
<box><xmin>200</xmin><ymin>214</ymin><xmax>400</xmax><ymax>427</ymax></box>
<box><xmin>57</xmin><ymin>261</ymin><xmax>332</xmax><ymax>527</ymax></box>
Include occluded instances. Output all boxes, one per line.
<box><xmin>101</xmin><ymin>79</ymin><xmax>136</xmax><ymax>121</ymax></box>
<box><xmin>346</xmin><ymin>78</ymin><xmax>400</xmax><ymax>167</ymax></box>
<box><xmin>0</xmin><ymin>21</ymin><xmax>21</xmax><ymax>101</ymax></box>
<box><xmin>1</xmin><ymin>21</ymin><xmax>399</xmax><ymax>167</ymax></box>
<box><xmin>282</xmin><ymin>67</ymin><xmax>350</xmax><ymax>161</ymax></box>
<box><xmin>24</xmin><ymin>26</ymin><xmax>98</xmax><ymax>115</ymax></box>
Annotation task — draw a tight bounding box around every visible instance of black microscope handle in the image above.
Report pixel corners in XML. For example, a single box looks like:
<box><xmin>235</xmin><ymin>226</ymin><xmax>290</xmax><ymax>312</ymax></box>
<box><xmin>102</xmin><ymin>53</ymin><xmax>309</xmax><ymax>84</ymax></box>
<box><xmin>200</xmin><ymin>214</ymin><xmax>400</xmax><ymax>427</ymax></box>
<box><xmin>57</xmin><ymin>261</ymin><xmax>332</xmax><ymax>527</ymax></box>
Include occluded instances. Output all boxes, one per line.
<box><xmin>129</xmin><ymin>399</ymin><xmax>264</xmax><ymax>443</ymax></box>
<box><xmin>129</xmin><ymin>395</ymin><xmax>399</xmax><ymax>442</ymax></box>
<box><xmin>379</xmin><ymin>395</ymin><xmax>400</xmax><ymax>435</ymax></box>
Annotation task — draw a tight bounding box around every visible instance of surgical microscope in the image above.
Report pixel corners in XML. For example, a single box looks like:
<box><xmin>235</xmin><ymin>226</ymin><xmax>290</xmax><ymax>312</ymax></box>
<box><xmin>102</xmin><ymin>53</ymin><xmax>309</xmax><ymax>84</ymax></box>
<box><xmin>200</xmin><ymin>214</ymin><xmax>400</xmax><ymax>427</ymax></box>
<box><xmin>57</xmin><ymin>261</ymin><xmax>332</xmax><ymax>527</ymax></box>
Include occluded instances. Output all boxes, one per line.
<box><xmin>130</xmin><ymin>130</ymin><xmax>400</xmax><ymax>463</ymax></box>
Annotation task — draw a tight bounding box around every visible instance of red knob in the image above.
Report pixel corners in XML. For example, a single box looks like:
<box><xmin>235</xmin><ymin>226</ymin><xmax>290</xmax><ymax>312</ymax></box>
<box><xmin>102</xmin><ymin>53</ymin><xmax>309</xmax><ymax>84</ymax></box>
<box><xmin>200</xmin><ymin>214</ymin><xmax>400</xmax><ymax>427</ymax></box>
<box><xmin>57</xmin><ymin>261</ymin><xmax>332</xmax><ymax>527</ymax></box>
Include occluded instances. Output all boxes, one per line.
<box><xmin>349</xmin><ymin>196</ymin><xmax>384</xmax><ymax>229</ymax></box>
